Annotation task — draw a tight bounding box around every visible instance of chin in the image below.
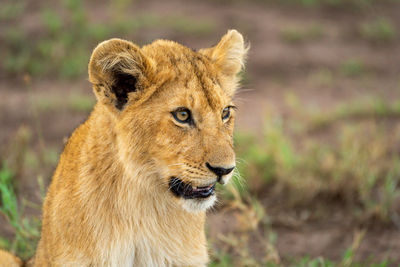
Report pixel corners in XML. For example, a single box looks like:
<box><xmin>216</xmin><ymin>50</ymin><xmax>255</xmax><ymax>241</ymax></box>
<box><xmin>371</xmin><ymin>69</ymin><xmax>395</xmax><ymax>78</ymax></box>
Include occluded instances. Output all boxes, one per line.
<box><xmin>181</xmin><ymin>195</ymin><xmax>217</xmax><ymax>213</ymax></box>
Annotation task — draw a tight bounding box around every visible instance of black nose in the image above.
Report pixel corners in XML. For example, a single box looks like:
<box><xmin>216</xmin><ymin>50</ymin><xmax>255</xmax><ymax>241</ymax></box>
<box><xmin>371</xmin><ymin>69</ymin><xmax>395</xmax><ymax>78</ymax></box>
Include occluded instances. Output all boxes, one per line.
<box><xmin>206</xmin><ymin>163</ymin><xmax>234</xmax><ymax>177</ymax></box>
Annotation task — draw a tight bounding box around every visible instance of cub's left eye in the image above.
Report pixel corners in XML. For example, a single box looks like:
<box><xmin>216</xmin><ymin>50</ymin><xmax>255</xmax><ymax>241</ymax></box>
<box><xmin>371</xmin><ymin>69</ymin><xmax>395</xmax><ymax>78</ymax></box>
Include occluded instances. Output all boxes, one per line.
<box><xmin>222</xmin><ymin>107</ymin><xmax>231</xmax><ymax>121</ymax></box>
<box><xmin>172</xmin><ymin>108</ymin><xmax>192</xmax><ymax>124</ymax></box>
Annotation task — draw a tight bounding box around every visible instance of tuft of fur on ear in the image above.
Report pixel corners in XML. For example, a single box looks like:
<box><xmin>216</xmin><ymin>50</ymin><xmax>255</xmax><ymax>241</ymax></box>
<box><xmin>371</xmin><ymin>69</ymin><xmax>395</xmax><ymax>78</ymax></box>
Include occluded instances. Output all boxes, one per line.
<box><xmin>88</xmin><ymin>38</ymin><xmax>154</xmax><ymax>110</ymax></box>
<box><xmin>200</xmin><ymin>29</ymin><xmax>249</xmax><ymax>78</ymax></box>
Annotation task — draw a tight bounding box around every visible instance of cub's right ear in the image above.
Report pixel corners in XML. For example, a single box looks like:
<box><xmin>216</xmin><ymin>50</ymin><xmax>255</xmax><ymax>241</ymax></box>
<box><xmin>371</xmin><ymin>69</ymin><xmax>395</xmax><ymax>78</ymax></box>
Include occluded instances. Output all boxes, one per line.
<box><xmin>88</xmin><ymin>38</ymin><xmax>154</xmax><ymax>111</ymax></box>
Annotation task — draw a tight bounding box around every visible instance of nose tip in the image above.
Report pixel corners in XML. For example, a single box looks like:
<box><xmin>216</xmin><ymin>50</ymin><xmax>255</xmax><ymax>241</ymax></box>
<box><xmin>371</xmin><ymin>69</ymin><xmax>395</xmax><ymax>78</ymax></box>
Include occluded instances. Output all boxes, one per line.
<box><xmin>206</xmin><ymin>163</ymin><xmax>235</xmax><ymax>177</ymax></box>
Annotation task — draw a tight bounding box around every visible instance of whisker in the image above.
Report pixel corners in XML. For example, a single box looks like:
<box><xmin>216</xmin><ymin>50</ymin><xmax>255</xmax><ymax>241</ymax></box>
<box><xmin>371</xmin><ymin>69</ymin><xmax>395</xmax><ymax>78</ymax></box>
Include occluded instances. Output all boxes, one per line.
<box><xmin>227</xmin><ymin>167</ymin><xmax>245</xmax><ymax>189</ymax></box>
<box><xmin>167</xmin><ymin>163</ymin><xmax>186</xmax><ymax>167</ymax></box>
<box><xmin>236</xmin><ymin>157</ymin><xmax>249</xmax><ymax>165</ymax></box>
<box><xmin>169</xmin><ymin>178</ymin><xmax>180</xmax><ymax>189</ymax></box>
<box><xmin>236</xmin><ymin>87</ymin><xmax>255</xmax><ymax>93</ymax></box>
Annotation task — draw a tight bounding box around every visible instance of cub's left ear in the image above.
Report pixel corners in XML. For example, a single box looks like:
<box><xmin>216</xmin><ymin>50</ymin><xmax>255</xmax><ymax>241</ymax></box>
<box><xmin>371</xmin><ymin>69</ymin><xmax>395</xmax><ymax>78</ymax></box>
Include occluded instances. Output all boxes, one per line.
<box><xmin>88</xmin><ymin>38</ymin><xmax>154</xmax><ymax>111</ymax></box>
<box><xmin>200</xmin><ymin>29</ymin><xmax>249</xmax><ymax>78</ymax></box>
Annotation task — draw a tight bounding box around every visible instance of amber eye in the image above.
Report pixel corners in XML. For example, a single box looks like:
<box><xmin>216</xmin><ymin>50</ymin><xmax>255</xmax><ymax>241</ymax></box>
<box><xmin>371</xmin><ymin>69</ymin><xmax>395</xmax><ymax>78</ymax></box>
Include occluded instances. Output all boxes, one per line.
<box><xmin>222</xmin><ymin>107</ymin><xmax>231</xmax><ymax>121</ymax></box>
<box><xmin>172</xmin><ymin>108</ymin><xmax>192</xmax><ymax>124</ymax></box>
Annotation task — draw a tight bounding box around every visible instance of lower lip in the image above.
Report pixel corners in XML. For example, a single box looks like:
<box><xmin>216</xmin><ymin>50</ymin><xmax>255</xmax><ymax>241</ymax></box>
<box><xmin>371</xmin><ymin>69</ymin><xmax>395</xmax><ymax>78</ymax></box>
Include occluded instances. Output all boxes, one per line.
<box><xmin>169</xmin><ymin>177</ymin><xmax>216</xmax><ymax>199</ymax></box>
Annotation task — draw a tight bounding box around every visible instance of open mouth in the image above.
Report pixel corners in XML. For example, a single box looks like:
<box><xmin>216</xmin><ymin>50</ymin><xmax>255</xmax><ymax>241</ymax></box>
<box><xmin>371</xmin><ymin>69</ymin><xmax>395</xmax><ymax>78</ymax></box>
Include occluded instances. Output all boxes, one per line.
<box><xmin>169</xmin><ymin>177</ymin><xmax>216</xmax><ymax>199</ymax></box>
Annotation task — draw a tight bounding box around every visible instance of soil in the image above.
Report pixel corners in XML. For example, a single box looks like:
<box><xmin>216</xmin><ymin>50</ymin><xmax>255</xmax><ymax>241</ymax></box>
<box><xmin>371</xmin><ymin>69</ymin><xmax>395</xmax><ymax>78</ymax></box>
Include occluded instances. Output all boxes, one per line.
<box><xmin>1</xmin><ymin>0</ymin><xmax>400</xmax><ymax>264</ymax></box>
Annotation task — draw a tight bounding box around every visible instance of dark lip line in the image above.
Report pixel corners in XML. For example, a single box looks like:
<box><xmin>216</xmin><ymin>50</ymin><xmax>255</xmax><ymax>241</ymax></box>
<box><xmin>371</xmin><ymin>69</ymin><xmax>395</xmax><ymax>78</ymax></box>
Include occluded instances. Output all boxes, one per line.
<box><xmin>169</xmin><ymin>177</ymin><xmax>216</xmax><ymax>199</ymax></box>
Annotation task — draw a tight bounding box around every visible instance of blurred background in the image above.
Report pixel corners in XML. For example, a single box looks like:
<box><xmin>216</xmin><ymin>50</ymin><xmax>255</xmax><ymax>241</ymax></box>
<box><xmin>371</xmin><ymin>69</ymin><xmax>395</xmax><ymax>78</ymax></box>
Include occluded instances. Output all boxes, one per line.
<box><xmin>1</xmin><ymin>0</ymin><xmax>400</xmax><ymax>266</ymax></box>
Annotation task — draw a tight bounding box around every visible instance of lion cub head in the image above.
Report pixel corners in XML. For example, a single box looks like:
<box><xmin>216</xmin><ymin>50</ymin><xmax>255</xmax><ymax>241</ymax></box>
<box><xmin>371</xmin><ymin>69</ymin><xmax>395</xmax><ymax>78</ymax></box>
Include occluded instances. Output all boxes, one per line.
<box><xmin>88</xmin><ymin>30</ymin><xmax>248</xmax><ymax>212</ymax></box>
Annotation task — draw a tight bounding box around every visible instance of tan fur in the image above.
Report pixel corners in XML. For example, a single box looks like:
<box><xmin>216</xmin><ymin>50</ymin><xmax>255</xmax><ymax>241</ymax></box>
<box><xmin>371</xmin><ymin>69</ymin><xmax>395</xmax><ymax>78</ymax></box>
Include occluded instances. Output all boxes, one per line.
<box><xmin>0</xmin><ymin>250</ymin><xmax>22</xmax><ymax>267</ymax></box>
<box><xmin>1</xmin><ymin>30</ymin><xmax>247</xmax><ymax>267</ymax></box>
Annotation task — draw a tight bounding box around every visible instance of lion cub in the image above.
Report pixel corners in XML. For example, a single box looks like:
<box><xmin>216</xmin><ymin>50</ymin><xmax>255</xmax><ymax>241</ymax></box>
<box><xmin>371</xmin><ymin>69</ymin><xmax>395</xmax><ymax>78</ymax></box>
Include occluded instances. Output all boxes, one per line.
<box><xmin>2</xmin><ymin>30</ymin><xmax>247</xmax><ymax>267</ymax></box>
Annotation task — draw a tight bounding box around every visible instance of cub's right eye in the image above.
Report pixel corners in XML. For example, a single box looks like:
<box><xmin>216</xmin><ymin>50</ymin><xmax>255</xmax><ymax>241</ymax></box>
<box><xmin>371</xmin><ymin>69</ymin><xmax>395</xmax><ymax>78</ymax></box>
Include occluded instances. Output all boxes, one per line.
<box><xmin>172</xmin><ymin>108</ymin><xmax>192</xmax><ymax>124</ymax></box>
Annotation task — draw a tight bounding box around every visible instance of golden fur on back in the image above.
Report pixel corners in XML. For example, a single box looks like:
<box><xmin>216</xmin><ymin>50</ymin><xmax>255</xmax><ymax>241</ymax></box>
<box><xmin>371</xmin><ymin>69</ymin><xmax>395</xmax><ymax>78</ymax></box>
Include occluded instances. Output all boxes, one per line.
<box><xmin>0</xmin><ymin>30</ymin><xmax>248</xmax><ymax>267</ymax></box>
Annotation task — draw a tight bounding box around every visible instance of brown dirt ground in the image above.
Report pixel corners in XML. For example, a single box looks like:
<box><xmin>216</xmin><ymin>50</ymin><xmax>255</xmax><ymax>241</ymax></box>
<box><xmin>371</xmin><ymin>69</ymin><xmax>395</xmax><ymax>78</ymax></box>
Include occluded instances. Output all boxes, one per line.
<box><xmin>1</xmin><ymin>0</ymin><xmax>400</xmax><ymax>264</ymax></box>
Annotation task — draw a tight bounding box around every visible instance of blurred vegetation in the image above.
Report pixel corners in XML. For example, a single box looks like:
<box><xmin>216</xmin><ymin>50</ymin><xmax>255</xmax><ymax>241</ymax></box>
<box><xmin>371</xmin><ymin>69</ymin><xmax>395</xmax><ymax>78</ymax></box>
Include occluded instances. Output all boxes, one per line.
<box><xmin>359</xmin><ymin>17</ymin><xmax>397</xmax><ymax>43</ymax></box>
<box><xmin>31</xmin><ymin>93</ymin><xmax>95</xmax><ymax>113</ymax></box>
<box><xmin>1</xmin><ymin>0</ymin><xmax>398</xmax><ymax>78</ymax></box>
<box><xmin>211</xmin><ymin>96</ymin><xmax>400</xmax><ymax>265</ymax></box>
<box><xmin>0</xmin><ymin>0</ymin><xmax>215</xmax><ymax>79</ymax></box>
<box><xmin>280</xmin><ymin>24</ymin><xmax>324</xmax><ymax>44</ymax></box>
<box><xmin>214</xmin><ymin>0</ymin><xmax>400</xmax><ymax>9</ymax></box>
<box><xmin>0</xmin><ymin>163</ymin><xmax>41</xmax><ymax>260</ymax></box>
<box><xmin>211</xmin><ymin>236</ymin><xmax>393</xmax><ymax>267</ymax></box>
<box><xmin>339</xmin><ymin>59</ymin><xmax>366</xmax><ymax>77</ymax></box>
<box><xmin>231</xmin><ymin>96</ymin><xmax>400</xmax><ymax>223</ymax></box>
